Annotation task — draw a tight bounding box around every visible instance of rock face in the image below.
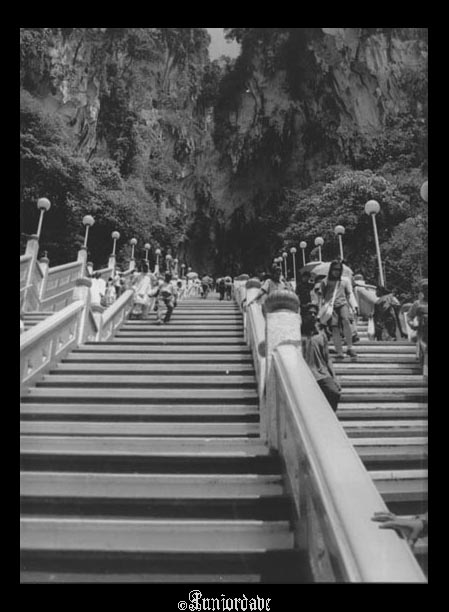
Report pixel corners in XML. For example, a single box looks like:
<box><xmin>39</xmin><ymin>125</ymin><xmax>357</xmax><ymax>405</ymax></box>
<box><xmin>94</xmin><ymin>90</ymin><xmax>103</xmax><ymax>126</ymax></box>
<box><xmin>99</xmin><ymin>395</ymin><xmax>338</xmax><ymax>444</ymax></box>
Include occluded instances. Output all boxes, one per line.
<box><xmin>20</xmin><ymin>28</ymin><xmax>427</xmax><ymax>273</ymax></box>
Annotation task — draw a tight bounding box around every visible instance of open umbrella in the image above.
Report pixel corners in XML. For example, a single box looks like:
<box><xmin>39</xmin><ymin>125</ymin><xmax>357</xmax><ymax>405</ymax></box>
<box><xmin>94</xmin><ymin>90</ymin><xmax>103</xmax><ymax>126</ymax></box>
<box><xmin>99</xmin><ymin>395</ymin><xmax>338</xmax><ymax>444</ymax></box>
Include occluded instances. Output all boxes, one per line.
<box><xmin>186</xmin><ymin>271</ymin><xmax>198</xmax><ymax>280</ymax></box>
<box><xmin>298</xmin><ymin>261</ymin><xmax>323</xmax><ymax>276</ymax></box>
<box><xmin>310</xmin><ymin>261</ymin><xmax>353</xmax><ymax>279</ymax></box>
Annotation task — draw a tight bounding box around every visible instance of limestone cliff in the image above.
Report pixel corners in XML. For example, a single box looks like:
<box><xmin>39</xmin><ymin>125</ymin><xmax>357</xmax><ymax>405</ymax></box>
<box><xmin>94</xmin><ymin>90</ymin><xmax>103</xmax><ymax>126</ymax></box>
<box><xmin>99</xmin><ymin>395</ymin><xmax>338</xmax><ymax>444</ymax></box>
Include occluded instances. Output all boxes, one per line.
<box><xmin>20</xmin><ymin>28</ymin><xmax>427</xmax><ymax>273</ymax></box>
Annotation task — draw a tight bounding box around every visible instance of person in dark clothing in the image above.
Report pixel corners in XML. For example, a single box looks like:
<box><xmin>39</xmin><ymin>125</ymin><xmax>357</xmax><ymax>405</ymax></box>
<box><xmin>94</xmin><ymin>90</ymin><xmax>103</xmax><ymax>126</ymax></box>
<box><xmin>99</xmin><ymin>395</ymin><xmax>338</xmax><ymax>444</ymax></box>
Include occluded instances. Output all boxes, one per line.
<box><xmin>217</xmin><ymin>277</ymin><xmax>226</xmax><ymax>301</ymax></box>
<box><xmin>301</xmin><ymin>302</ymin><xmax>341</xmax><ymax>412</ymax></box>
<box><xmin>373</xmin><ymin>286</ymin><xmax>401</xmax><ymax>341</ymax></box>
<box><xmin>296</xmin><ymin>270</ymin><xmax>316</xmax><ymax>308</ymax></box>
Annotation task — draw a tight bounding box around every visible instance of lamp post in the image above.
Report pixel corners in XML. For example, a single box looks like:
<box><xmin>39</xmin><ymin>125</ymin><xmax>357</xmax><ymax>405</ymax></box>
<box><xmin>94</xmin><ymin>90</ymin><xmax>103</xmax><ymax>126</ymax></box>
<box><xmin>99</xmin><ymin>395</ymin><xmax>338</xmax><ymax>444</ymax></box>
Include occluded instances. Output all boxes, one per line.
<box><xmin>155</xmin><ymin>248</ymin><xmax>161</xmax><ymax>273</ymax></box>
<box><xmin>82</xmin><ymin>215</ymin><xmax>95</xmax><ymax>248</ymax></box>
<box><xmin>166</xmin><ymin>253</ymin><xmax>173</xmax><ymax>273</ymax></box>
<box><xmin>173</xmin><ymin>258</ymin><xmax>179</xmax><ymax>276</ymax></box>
<box><xmin>282</xmin><ymin>252</ymin><xmax>288</xmax><ymax>279</ymax></box>
<box><xmin>36</xmin><ymin>198</ymin><xmax>51</xmax><ymax>240</ymax></box>
<box><xmin>420</xmin><ymin>180</ymin><xmax>428</xmax><ymax>203</ymax></box>
<box><xmin>299</xmin><ymin>241</ymin><xmax>307</xmax><ymax>267</ymax></box>
<box><xmin>290</xmin><ymin>247</ymin><xmax>297</xmax><ymax>285</ymax></box>
<box><xmin>334</xmin><ymin>225</ymin><xmax>345</xmax><ymax>260</ymax></box>
<box><xmin>130</xmin><ymin>238</ymin><xmax>137</xmax><ymax>260</ymax></box>
<box><xmin>181</xmin><ymin>263</ymin><xmax>186</xmax><ymax>278</ymax></box>
<box><xmin>144</xmin><ymin>243</ymin><xmax>151</xmax><ymax>262</ymax></box>
<box><xmin>314</xmin><ymin>237</ymin><xmax>324</xmax><ymax>261</ymax></box>
<box><xmin>364</xmin><ymin>199</ymin><xmax>384</xmax><ymax>287</ymax></box>
<box><xmin>111</xmin><ymin>231</ymin><xmax>120</xmax><ymax>256</ymax></box>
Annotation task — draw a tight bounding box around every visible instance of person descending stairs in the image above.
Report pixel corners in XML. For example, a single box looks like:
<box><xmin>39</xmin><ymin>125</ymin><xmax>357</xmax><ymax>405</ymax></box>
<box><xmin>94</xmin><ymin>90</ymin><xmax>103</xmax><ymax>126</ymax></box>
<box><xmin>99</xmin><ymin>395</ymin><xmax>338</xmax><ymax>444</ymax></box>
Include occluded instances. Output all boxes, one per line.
<box><xmin>20</xmin><ymin>294</ymin><xmax>313</xmax><ymax>583</ymax></box>
<box><xmin>331</xmin><ymin>318</ymin><xmax>428</xmax><ymax>575</ymax></box>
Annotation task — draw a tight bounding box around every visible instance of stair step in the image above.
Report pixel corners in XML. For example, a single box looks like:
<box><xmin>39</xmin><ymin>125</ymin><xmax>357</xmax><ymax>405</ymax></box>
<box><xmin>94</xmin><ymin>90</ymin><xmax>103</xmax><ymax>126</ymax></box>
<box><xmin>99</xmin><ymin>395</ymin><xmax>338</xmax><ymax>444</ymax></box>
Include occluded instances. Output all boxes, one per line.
<box><xmin>354</xmin><ymin>437</ymin><xmax>427</xmax><ymax>465</ymax></box>
<box><xmin>54</xmin><ymin>363</ymin><xmax>255</xmax><ymax>374</ymax></box>
<box><xmin>20</xmin><ymin>518</ymin><xmax>294</xmax><ymax>552</ymax></box>
<box><xmin>20</xmin><ymin>472</ymin><xmax>284</xmax><ymax>498</ymax></box>
<box><xmin>338</xmin><ymin>376</ymin><xmax>426</xmax><ymax>387</ymax></box>
<box><xmin>64</xmin><ymin>352</ymin><xmax>253</xmax><ymax>362</ymax></box>
<box><xmin>24</xmin><ymin>388</ymin><xmax>259</xmax><ymax>403</ymax></box>
<box><xmin>116</xmin><ymin>331</ymin><xmax>244</xmax><ymax>338</ymax></box>
<box><xmin>103</xmin><ymin>338</ymin><xmax>248</xmax><ymax>345</ymax></box>
<box><xmin>37</xmin><ymin>374</ymin><xmax>257</xmax><ymax>388</ymax></box>
<box><xmin>343</xmin><ymin>420</ymin><xmax>427</xmax><ymax>437</ymax></box>
<box><xmin>339</xmin><ymin>390</ymin><xmax>427</xmax><ymax>402</ymax></box>
<box><xmin>20</xmin><ymin>571</ymin><xmax>263</xmax><ymax>583</ymax></box>
<box><xmin>337</xmin><ymin>403</ymin><xmax>428</xmax><ymax>420</ymax></box>
<box><xmin>20</xmin><ymin>421</ymin><xmax>260</xmax><ymax>437</ymax></box>
<box><xmin>20</xmin><ymin>436</ymin><xmax>271</xmax><ymax>456</ymax></box>
<box><xmin>74</xmin><ymin>345</ymin><xmax>252</xmax><ymax>353</ymax></box>
<box><xmin>20</xmin><ymin>403</ymin><xmax>259</xmax><ymax>419</ymax></box>
<box><xmin>19</xmin><ymin>549</ymin><xmax>311</xmax><ymax>583</ymax></box>
<box><xmin>370</xmin><ymin>470</ymin><xmax>428</xmax><ymax>502</ymax></box>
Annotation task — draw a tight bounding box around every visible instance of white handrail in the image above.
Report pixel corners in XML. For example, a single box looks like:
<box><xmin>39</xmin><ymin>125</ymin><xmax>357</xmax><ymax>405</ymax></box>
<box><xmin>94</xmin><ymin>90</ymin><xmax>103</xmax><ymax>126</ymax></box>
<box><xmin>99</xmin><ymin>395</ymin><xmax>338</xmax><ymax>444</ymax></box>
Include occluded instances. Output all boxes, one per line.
<box><xmin>271</xmin><ymin>345</ymin><xmax>426</xmax><ymax>582</ymax></box>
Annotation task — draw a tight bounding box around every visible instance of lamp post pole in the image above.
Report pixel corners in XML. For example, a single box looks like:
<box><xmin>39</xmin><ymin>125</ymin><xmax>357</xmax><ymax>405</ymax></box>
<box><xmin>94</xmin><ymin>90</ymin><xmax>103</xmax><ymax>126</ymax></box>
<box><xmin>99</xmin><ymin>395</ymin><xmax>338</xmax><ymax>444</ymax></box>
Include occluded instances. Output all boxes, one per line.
<box><xmin>130</xmin><ymin>238</ymin><xmax>137</xmax><ymax>260</ymax></box>
<box><xmin>144</xmin><ymin>243</ymin><xmax>151</xmax><ymax>263</ymax></box>
<box><xmin>314</xmin><ymin>237</ymin><xmax>324</xmax><ymax>262</ymax></box>
<box><xmin>111</xmin><ymin>231</ymin><xmax>120</xmax><ymax>257</ymax></box>
<box><xmin>155</xmin><ymin>249</ymin><xmax>161</xmax><ymax>274</ymax></box>
<box><xmin>299</xmin><ymin>241</ymin><xmax>307</xmax><ymax>267</ymax></box>
<box><xmin>290</xmin><ymin>247</ymin><xmax>297</xmax><ymax>286</ymax></box>
<box><xmin>334</xmin><ymin>225</ymin><xmax>345</xmax><ymax>260</ymax></box>
<box><xmin>282</xmin><ymin>252</ymin><xmax>288</xmax><ymax>279</ymax></box>
<box><xmin>83</xmin><ymin>215</ymin><xmax>95</xmax><ymax>249</ymax></box>
<box><xmin>36</xmin><ymin>198</ymin><xmax>51</xmax><ymax>240</ymax></box>
<box><xmin>364</xmin><ymin>200</ymin><xmax>384</xmax><ymax>287</ymax></box>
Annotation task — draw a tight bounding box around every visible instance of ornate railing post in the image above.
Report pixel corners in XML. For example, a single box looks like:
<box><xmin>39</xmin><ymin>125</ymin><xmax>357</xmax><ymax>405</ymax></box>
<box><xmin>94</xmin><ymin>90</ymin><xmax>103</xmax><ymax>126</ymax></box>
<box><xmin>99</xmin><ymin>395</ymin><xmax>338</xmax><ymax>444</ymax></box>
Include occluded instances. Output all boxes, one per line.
<box><xmin>264</xmin><ymin>290</ymin><xmax>301</xmax><ymax>448</ymax></box>
<box><xmin>244</xmin><ymin>278</ymin><xmax>261</xmax><ymax>341</ymax></box>
<box><xmin>22</xmin><ymin>235</ymin><xmax>40</xmax><ymax>311</ymax></box>
<box><xmin>77</xmin><ymin>247</ymin><xmax>89</xmax><ymax>276</ymax></box>
<box><xmin>38</xmin><ymin>252</ymin><xmax>50</xmax><ymax>300</ymax></box>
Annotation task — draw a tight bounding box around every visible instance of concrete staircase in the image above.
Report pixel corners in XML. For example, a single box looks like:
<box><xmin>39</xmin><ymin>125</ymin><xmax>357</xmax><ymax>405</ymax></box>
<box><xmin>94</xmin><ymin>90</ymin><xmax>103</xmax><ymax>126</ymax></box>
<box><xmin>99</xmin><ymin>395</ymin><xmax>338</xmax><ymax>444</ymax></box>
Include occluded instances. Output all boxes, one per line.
<box><xmin>20</xmin><ymin>296</ymin><xmax>311</xmax><ymax>583</ymax></box>
<box><xmin>333</xmin><ymin>320</ymin><xmax>428</xmax><ymax>574</ymax></box>
<box><xmin>22</xmin><ymin>312</ymin><xmax>54</xmax><ymax>332</ymax></box>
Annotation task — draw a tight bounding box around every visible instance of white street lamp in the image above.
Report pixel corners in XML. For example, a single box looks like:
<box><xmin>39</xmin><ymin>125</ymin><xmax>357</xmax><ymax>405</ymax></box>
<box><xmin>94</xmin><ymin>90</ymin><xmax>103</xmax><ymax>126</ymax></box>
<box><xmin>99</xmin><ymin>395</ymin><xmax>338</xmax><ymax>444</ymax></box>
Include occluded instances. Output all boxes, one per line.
<box><xmin>364</xmin><ymin>200</ymin><xmax>384</xmax><ymax>287</ymax></box>
<box><xmin>290</xmin><ymin>247</ymin><xmax>297</xmax><ymax>285</ymax></box>
<box><xmin>111</xmin><ymin>230</ymin><xmax>120</xmax><ymax>256</ymax></box>
<box><xmin>282</xmin><ymin>251</ymin><xmax>288</xmax><ymax>278</ymax></box>
<box><xmin>144</xmin><ymin>243</ymin><xmax>151</xmax><ymax>262</ymax></box>
<box><xmin>82</xmin><ymin>215</ymin><xmax>95</xmax><ymax>248</ymax></box>
<box><xmin>299</xmin><ymin>241</ymin><xmax>307</xmax><ymax>266</ymax></box>
<box><xmin>155</xmin><ymin>248</ymin><xmax>161</xmax><ymax>271</ymax></box>
<box><xmin>314</xmin><ymin>236</ymin><xmax>324</xmax><ymax>261</ymax></box>
<box><xmin>130</xmin><ymin>238</ymin><xmax>137</xmax><ymax>260</ymax></box>
<box><xmin>334</xmin><ymin>225</ymin><xmax>345</xmax><ymax>260</ymax></box>
<box><xmin>420</xmin><ymin>180</ymin><xmax>428</xmax><ymax>203</ymax></box>
<box><xmin>36</xmin><ymin>198</ymin><xmax>51</xmax><ymax>239</ymax></box>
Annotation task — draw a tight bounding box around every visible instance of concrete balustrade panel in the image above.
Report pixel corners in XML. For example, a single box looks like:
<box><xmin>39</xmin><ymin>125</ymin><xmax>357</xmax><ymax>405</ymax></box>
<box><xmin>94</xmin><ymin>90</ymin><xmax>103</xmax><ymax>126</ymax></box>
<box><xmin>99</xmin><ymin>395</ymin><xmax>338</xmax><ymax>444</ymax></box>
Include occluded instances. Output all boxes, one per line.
<box><xmin>41</xmin><ymin>261</ymin><xmax>84</xmax><ymax>312</ymax></box>
<box><xmin>271</xmin><ymin>344</ymin><xmax>426</xmax><ymax>583</ymax></box>
<box><xmin>99</xmin><ymin>290</ymin><xmax>135</xmax><ymax>342</ymax></box>
<box><xmin>20</xmin><ymin>301</ymin><xmax>84</xmax><ymax>391</ymax></box>
<box><xmin>73</xmin><ymin>278</ymin><xmax>93</xmax><ymax>344</ymax></box>
<box><xmin>264</xmin><ymin>290</ymin><xmax>301</xmax><ymax>448</ymax></box>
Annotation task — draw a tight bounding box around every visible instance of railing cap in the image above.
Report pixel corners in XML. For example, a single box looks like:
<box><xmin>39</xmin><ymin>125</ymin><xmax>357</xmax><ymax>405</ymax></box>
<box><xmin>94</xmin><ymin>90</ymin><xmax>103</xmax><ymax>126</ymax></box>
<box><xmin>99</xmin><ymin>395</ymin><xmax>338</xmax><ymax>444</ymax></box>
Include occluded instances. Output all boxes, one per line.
<box><xmin>91</xmin><ymin>303</ymin><xmax>105</xmax><ymax>313</ymax></box>
<box><xmin>265</xmin><ymin>289</ymin><xmax>299</xmax><ymax>313</ymax></box>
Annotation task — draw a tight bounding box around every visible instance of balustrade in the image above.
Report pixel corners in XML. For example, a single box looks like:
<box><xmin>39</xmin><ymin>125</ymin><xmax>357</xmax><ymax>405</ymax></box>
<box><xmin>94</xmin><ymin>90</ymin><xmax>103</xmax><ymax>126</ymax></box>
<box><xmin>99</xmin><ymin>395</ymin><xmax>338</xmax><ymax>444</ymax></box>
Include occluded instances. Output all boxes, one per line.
<box><xmin>237</xmin><ymin>281</ymin><xmax>426</xmax><ymax>582</ymax></box>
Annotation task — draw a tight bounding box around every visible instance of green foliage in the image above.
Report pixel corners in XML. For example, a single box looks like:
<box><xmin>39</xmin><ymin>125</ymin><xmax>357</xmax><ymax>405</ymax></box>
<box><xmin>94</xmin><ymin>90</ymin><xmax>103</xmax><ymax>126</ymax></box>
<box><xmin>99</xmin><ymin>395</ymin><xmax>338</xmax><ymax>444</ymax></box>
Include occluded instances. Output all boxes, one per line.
<box><xmin>280</xmin><ymin>167</ymin><xmax>427</xmax><ymax>294</ymax></box>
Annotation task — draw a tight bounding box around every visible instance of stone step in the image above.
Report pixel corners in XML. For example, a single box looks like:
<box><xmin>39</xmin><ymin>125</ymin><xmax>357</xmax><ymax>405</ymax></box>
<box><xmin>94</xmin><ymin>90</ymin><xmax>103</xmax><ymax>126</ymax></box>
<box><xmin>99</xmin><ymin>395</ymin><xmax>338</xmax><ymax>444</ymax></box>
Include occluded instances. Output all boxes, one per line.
<box><xmin>330</xmin><ymin>345</ymin><xmax>415</xmax><ymax>354</ymax></box>
<box><xmin>74</xmin><ymin>345</ymin><xmax>252</xmax><ymax>354</ymax></box>
<box><xmin>20</xmin><ymin>436</ymin><xmax>271</xmax><ymax>456</ymax></box>
<box><xmin>54</xmin><ymin>363</ymin><xmax>255</xmax><ymax>374</ymax></box>
<box><xmin>20</xmin><ymin>571</ymin><xmax>263</xmax><ymax>583</ymax></box>
<box><xmin>354</xmin><ymin>437</ymin><xmax>427</xmax><ymax>465</ymax></box>
<box><xmin>20</xmin><ymin>421</ymin><xmax>261</xmax><ymax>437</ymax></box>
<box><xmin>20</xmin><ymin>518</ymin><xmax>294</xmax><ymax>553</ymax></box>
<box><xmin>64</xmin><ymin>353</ymin><xmax>254</xmax><ymax>363</ymax></box>
<box><xmin>370</xmin><ymin>470</ymin><xmax>428</xmax><ymax>503</ymax></box>
<box><xmin>337</xmin><ymin>403</ymin><xmax>427</xmax><ymax>420</ymax></box>
<box><xmin>36</xmin><ymin>374</ymin><xmax>257</xmax><ymax>388</ymax></box>
<box><xmin>23</xmin><ymin>387</ymin><xmax>259</xmax><ymax>403</ymax></box>
<box><xmin>20</xmin><ymin>403</ymin><xmax>259</xmax><ymax>419</ymax></box>
<box><xmin>339</xmin><ymin>389</ymin><xmax>427</xmax><ymax>402</ymax></box>
<box><xmin>20</xmin><ymin>472</ymin><xmax>284</xmax><ymax>498</ymax></box>
<box><xmin>343</xmin><ymin>420</ymin><xmax>427</xmax><ymax>438</ymax></box>
<box><xmin>337</xmin><ymin>376</ymin><xmax>426</xmax><ymax>387</ymax></box>
<box><xmin>116</xmin><ymin>331</ymin><xmax>244</xmax><ymax>337</ymax></box>
<box><xmin>103</xmin><ymin>338</ymin><xmax>248</xmax><ymax>345</ymax></box>
<box><xmin>122</xmin><ymin>324</ymin><xmax>244</xmax><ymax>331</ymax></box>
